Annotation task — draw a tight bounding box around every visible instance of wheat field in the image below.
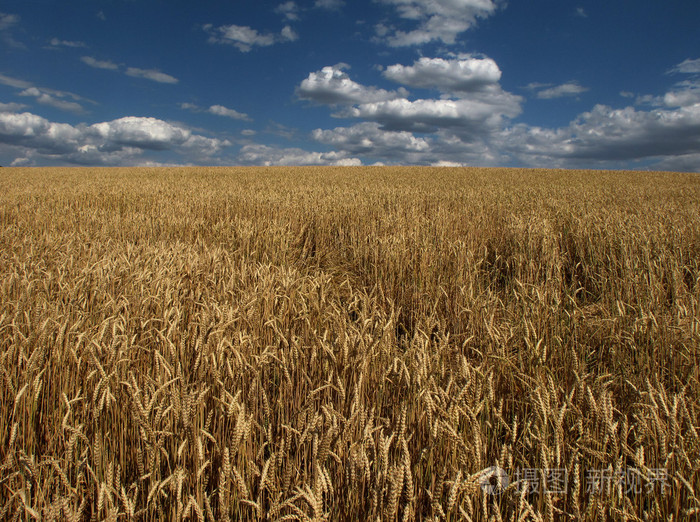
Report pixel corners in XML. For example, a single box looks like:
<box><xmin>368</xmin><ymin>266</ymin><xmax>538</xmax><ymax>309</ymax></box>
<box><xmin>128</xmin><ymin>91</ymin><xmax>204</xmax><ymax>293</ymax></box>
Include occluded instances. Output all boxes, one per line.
<box><xmin>0</xmin><ymin>166</ymin><xmax>699</xmax><ymax>521</ymax></box>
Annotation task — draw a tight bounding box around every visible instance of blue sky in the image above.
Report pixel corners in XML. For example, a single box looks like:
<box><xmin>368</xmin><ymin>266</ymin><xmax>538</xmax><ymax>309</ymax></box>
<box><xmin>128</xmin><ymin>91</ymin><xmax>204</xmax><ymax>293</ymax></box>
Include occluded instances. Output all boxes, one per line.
<box><xmin>1</xmin><ymin>1</ymin><xmax>699</xmax><ymax>170</ymax></box>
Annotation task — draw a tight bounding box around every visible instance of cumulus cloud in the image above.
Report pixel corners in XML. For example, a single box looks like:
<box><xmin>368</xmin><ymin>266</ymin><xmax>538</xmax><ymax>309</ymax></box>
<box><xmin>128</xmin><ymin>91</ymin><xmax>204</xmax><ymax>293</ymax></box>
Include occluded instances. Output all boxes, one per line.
<box><xmin>499</xmin><ymin>102</ymin><xmax>700</xmax><ymax>169</ymax></box>
<box><xmin>297</xmin><ymin>64</ymin><xmax>408</xmax><ymax>105</ymax></box>
<box><xmin>0</xmin><ymin>112</ymin><xmax>83</xmax><ymax>154</ymax></box>
<box><xmin>298</xmin><ymin>55</ymin><xmax>700</xmax><ymax>171</ymax></box>
<box><xmin>535</xmin><ymin>82</ymin><xmax>589</xmax><ymax>99</ymax></box>
<box><xmin>90</xmin><ymin>117</ymin><xmax>192</xmax><ymax>150</ymax></box>
<box><xmin>238</xmin><ymin>143</ymin><xmax>361</xmax><ymax>166</ymax></box>
<box><xmin>661</xmin><ymin>82</ymin><xmax>700</xmax><ymax>108</ymax></box>
<box><xmin>313</xmin><ymin>122</ymin><xmax>431</xmax><ymax>161</ymax></box>
<box><xmin>409</xmin><ymin>97</ymin><xmax>700</xmax><ymax>171</ymax></box>
<box><xmin>297</xmin><ymin>57</ymin><xmax>522</xmax><ymax>142</ymax></box>
<box><xmin>310</xmin><ymin>122</ymin><xmax>503</xmax><ymax>166</ymax></box>
<box><xmin>296</xmin><ymin>56</ymin><xmax>522</xmax><ymax>165</ymax></box>
<box><xmin>204</xmin><ymin>23</ymin><xmax>297</xmax><ymax>52</ymax></box>
<box><xmin>566</xmin><ymin>103</ymin><xmax>700</xmax><ymax>160</ymax></box>
<box><xmin>341</xmin><ymin>94</ymin><xmax>522</xmax><ymax>134</ymax></box>
<box><xmin>0</xmin><ymin>112</ymin><xmax>230</xmax><ymax>166</ymax></box>
<box><xmin>181</xmin><ymin>102</ymin><xmax>251</xmax><ymax>121</ymax></box>
<box><xmin>180</xmin><ymin>133</ymin><xmax>230</xmax><ymax>157</ymax></box>
<box><xmin>431</xmin><ymin>160</ymin><xmax>467</xmax><ymax>166</ymax></box>
<box><xmin>652</xmin><ymin>59</ymin><xmax>700</xmax><ymax>109</ymax></box>
<box><xmin>81</xmin><ymin>56</ymin><xmax>119</xmax><ymax>70</ymax></box>
<box><xmin>383</xmin><ymin>56</ymin><xmax>502</xmax><ymax>94</ymax></box>
<box><xmin>375</xmin><ymin>0</ymin><xmax>501</xmax><ymax>47</ymax></box>
<box><xmin>125</xmin><ymin>67</ymin><xmax>179</xmax><ymax>84</ymax></box>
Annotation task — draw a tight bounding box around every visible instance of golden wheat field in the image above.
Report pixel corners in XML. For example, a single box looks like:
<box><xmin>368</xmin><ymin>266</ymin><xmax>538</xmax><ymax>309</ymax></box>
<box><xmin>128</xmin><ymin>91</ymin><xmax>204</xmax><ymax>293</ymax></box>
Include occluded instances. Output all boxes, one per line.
<box><xmin>0</xmin><ymin>166</ymin><xmax>699</xmax><ymax>521</ymax></box>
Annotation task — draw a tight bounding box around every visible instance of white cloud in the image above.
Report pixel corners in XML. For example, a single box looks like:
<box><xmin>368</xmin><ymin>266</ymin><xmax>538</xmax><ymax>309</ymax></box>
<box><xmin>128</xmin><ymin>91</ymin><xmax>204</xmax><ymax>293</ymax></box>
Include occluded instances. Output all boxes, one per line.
<box><xmin>375</xmin><ymin>0</ymin><xmax>501</xmax><ymax>47</ymax></box>
<box><xmin>575</xmin><ymin>7</ymin><xmax>587</xmax><ymax>18</ymax></box>
<box><xmin>81</xmin><ymin>56</ymin><xmax>119</xmax><ymax>70</ymax></box>
<box><xmin>315</xmin><ymin>0</ymin><xmax>345</xmax><ymax>10</ymax></box>
<box><xmin>125</xmin><ymin>67</ymin><xmax>179</xmax><ymax>84</ymax></box>
<box><xmin>297</xmin><ymin>64</ymin><xmax>408</xmax><ymax>105</ymax></box>
<box><xmin>281</xmin><ymin>25</ymin><xmax>298</xmax><ymax>42</ymax></box>
<box><xmin>431</xmin><ymin>160</ymin><xmax>467</xmax><ymax>166</ymax></box>
<box><xmin>524</xmin><ymin>82</ymin><xmax>551</xmax><ymax>91</ymax></box>
<box><xmin>208</xmin><ymin>104</ymin><xmax>251</xmax><ymax>120</ymax></box>
<box><xmin>238</xmin><ymin>143</ymin><xmax>361</xmax><ymax>166</ymax></box>
<box><xmin>217</xmin><ymin>25</ymin><xmax>273</xmax><ymax>48</ymax></box>
<box><xmin>661</xmin><ymin>82</ymin><xmax>700</xmax><ymax>108</ymax></box>
<box><xmin>204</xmin><ymin>23</ymin><xmax>297</xmax><ymax>52</ymax></box>
<box><xmin>96</xmin><ymin>118</ymin><xmax>229</xmax><ymax>157</ymax></box>
<box><xmin>0</xmin><ymin>102</ymin><xmax>26</xmax><ymax>112</ymax></box>
<box><xmin>90</xmin><ymin>117</ymin><xmax>192</xmax><ymax>150</ymax></box>
<box><xmin>0</xmin><ymin>112</ymin><xmax>83</xmax><ymax>153</ymax></box>
<box><xmin>310</xmin><ymin>121</ymin><xmax>503</xmax><ymax>166</ymax></box>
<box><xmin>80</xmin><ymin>56</ymin><xmax>178</xmax><ymax>84</ymax></box>
<box><xmin>568</xmin><ymin>103</ymin><xmax>700</xmax><ymax>160</ymax></box>
<box><xmin>297</xmin><ymin>56</ymin><xmax>522</xmax><ymax>164</ymax></box>
<box><xmin>0</xmin><ymin>12</ymin><xmax>24</xmax><ymax>48</ymax></box>
<box><xmin>2</xmin><ymin>75</ymin><xmax>92</xmax><ymax>113</ymax></box>
<box><xmin>19</xmin><ymin>87</ymin><xmax>85</xmax><ymax>113</ymax></box>
<box><xmin>275</xmin><ymin>2</ymin><xmax>300</xmax><ymax>21</ymax></box>
<box><xmin>342</xmin><ymin>94</ymin><xmax>522</xmax><ymax>133</ymax></box>
<box><xmin>313</xmin><ymin>122</ymin><xmax>431</xmax><ymax>161</ymax></box>
<box><xmin>383</xmin><ymin>56</ymin><xmax>502</xmax><ymax>94</ymax></box>
<box><xmin>0</xmin><ymin>112</ymin><xmax>230</xmax><ymax>165</ymax></box>
<box><xmin>50</xmin><ymin>38</ymin><xmax>86</xmax><ymax>48</ymax></box>
<box><xmin>180</xmin><ymin>102</ymin><xmax>251</xmax><ymax>121</ymax></box>
<box><xmin>668</xmin><ymin>58</ymin><xmax>700</xmax><ymax>75</ymax></box>
<box><xmin>499</xmin><ymin>102</ymin><xmax>700</xmax><ymax>169</ymax></box>
<box><xmin>333</xmin><ymin>158</ymin><xmax>363</xmax><ymax>166</ymax></box>
<box><xmin>0</xmin><ymin>73</ymin><xmax>32</xmax><ymax>89</ymax></box>
<box><xmin>628</xmin><ymin>79</ymin><xmax>700</xmax><ymax>109</ymax></box>
<box><xmin>300</xmin><ymin>56</ymin><xmax>700</xmax><ymax>171</ymax></box>
<box><xmin>535</xmin><ymin>82</ymin><xmax>589</xmax><ymax>99</ymax></box>
<box><xmin>180</xmin><ymin>134</ymin><xmax>230</xmax><ymax>157</ymax></box>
